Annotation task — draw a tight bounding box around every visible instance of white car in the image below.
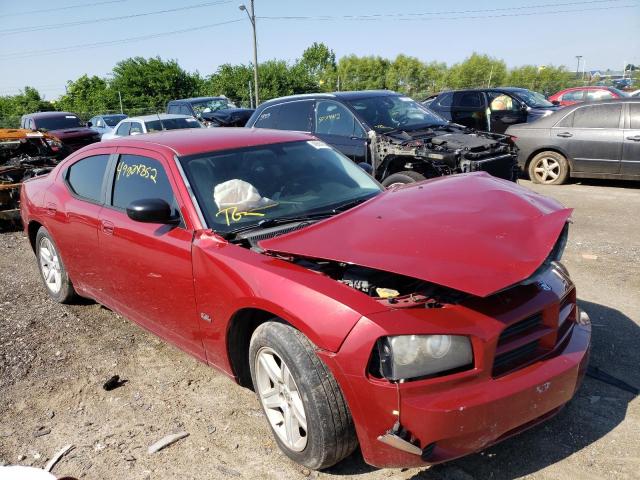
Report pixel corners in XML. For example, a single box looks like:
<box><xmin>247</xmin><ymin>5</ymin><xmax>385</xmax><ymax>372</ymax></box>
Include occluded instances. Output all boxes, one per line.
<box><xmin>630</xmin><ymin>89</ymin><xmax>640</xmax><ymax>97</ymax></box>
<box><xmin>102</xmin><ymin>114</ymin><xmax>202</xmax><ymax>140</ymax></box>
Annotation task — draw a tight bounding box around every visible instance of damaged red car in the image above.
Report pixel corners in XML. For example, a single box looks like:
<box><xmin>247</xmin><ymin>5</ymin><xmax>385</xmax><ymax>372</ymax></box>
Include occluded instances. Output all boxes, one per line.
<box><xmin>20</xmin><ymin>128</ymin><xmax>591</xmax><ymax>470</ymax></box>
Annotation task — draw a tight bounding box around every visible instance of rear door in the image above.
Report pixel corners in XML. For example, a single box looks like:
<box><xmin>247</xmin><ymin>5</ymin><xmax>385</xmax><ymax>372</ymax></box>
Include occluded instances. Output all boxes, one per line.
<box><xmin>564</xmin><ymin>103</ymin><xmax>623</xmax><ymax>174</ymax></box>
<box><xmin>621</xmin><ymin>102</ymin><xmax>640</xmax><ymax>176</ymax></box>
<box><xmin>313</xmin><ymin>99</ymin><xmax>368</xmax><ymax>163</ymax></box>
<box><xmin>97</xmin><ymin>148</ymin><xmax>204</xmax><ymax>359</ymax></box>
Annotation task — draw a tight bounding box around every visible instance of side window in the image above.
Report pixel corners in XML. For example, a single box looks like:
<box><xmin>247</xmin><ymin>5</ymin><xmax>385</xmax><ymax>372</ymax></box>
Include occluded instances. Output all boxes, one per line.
<box><xmin>573</xmin><ymin>104</ymin><xmax>622</xmax><ymax>129</ymax></box>
<box><xmin>556</xmin><ymin>112</ymin><xmax>574</xmax><ymax>128</ymax></box>
<box><xmin>629</xmin><ymin>104</ymin><xmax>640</xmax><ymax>129</ymax></box>
<box><xmin>453</xmin><ymin>92</ymin><xmax>483</xmax><ymax>108</ymax></box>
<box><xmin>436</xmin><ymin>92</ymin><xmax>453</xmax><ymax>108</ymax></box>
<box><xmin>253</xmin><ymin>105</ymin><xmax>281</xmax><ymax>128</ymax></box>
<box><xmin>180</xmin><ymin>105</ymin><xmax>193</xmax><ymax>116</ymax></box>
<box><xmin>129</xmin><ymin>122</ymin><xmax>143</xmax><ymax>135</ymax></box>
<box><xmin>115</xmin><ymin>122</ymin><xmax>130</xmax><ymax>136</ymax></box>
<box><xmin>315</xmin><ymin>100</ymin><xmax>359</xmax><ymax>137</ymax></box>
<box><xmin>561</xmin><ymin>90</ymin><xmax>584</xmax><ymax>102</ymax></box>
<box><xmin>111</xmin><ymin>155</ymin><xmax>179</xmax><ymax>216</ymax></box>
<box><xmin>277</xmin><ymin>101</ymin><xmax>314</xmax><ymax>131</ymax></box>
<box><xmin>167</xmin><ymin>104</ymin><xmax>177</xmax><ymax>114</ymax></box>
<box><xmin>66</xmin><ymin>154</ymin><xmax>110</xmax><ymax>203</ymax></box>
<box><xmin>586</xmin><ymin>89</ymin><xmax>614</xmax><ymax>101</ymax></box>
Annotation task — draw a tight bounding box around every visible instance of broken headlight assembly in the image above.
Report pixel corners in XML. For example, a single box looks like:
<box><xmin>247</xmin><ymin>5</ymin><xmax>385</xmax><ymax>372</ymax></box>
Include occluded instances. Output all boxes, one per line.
<box><xmin>373</xmin><ymin>334</ymin><xmax>473</xmax><ymax>381</ymax></box>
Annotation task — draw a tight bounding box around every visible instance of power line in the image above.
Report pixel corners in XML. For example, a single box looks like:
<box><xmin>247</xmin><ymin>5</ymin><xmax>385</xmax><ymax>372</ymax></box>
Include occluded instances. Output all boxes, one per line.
<box><xmin>0</xmin><ymin>0</ymin><xmax>127</xmax><ymax>18</ymax></box>
<box><xmin>0</xmin><ymin>1</ymin><xmax>233</xmax><ymax>36</ymax></box>
<box><xmin>0</xmin><ymin>19</ymin><xmax>243</xmax><ymax>60</ymax></box>
<box><xmin>260</xmin><ymin>0</ymin><xmax>634</xmax><ymax>21</ymax></box>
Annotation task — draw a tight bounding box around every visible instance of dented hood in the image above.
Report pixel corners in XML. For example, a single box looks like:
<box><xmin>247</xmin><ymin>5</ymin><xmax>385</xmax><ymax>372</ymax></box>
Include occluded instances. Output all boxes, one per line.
<box><xmin>259</xmin><ymin>172</ymin><xmax>572</xmax><ymax>297</ymax></box>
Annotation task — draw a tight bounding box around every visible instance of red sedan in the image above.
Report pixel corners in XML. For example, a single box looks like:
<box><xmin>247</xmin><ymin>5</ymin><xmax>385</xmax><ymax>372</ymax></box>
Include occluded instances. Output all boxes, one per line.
<box><xmin>20</xmin><ymin>128</ymin><xmax>591</xmax><ymax>469</ymax></box>
<box><xmin>549</xmin><ymin>86</ymin><xmax>628</xmax><ymax>106</ymax></box>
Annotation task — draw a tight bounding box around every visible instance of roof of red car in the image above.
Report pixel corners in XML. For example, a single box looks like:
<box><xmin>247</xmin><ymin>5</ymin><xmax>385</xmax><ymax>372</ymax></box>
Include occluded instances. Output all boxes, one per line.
<box><xmin>99</xmin><ymin>127</ymin><xmax>316</xmax><ymax>156</ymax></box>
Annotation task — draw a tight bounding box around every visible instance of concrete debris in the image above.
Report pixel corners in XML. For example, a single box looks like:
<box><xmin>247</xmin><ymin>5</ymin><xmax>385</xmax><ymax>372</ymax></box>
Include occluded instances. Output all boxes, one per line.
<box><xmin>147</xmin><ymin>431</ymin><xmax>189</xmax><ymax>454</ymax></box>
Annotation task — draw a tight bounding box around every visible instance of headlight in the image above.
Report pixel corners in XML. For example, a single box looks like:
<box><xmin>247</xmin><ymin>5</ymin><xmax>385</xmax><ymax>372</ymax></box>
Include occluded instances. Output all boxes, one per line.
<box><xmin>377</xmin><ymin>334</ymin><xmax>473</xmax><ymax>381</ymax></box>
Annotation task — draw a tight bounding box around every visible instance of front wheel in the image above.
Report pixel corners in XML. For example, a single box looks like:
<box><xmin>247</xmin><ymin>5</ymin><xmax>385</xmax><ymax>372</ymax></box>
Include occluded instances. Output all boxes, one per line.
<box><xmin>528</xmin><ymin>151</ymin><xmax>569</xmax><ymax>185</ymax></box>
<box><xmin>381</xmin><ymin>170</ymin><xmax>427</xmax><ymax>188</ymax></box>
<box><xmin>249</xmin><ymin>322</ymin><xmax>357</xmax><ymax>470</ymax></box>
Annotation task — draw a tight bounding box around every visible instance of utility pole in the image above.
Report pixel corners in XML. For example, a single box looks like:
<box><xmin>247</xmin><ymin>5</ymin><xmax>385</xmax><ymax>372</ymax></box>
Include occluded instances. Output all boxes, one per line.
<box><xmin>575</xmin><ymin>55</ymin><xmax>582</xmax><ymax>78</ymax></box>
<box><xmin>248</xmin><ymin>80</ymin><xmax>254</xmax><ymax>108</ymax></box>
<box><xmin>239</xmin><ymin>1</ymin><xmax>259</xmax><ymax>106</ymax></box>
<box><xmin>118</xmin><ymin>91</ymin><xmax>123</xmax><ymax>114</ymax></box>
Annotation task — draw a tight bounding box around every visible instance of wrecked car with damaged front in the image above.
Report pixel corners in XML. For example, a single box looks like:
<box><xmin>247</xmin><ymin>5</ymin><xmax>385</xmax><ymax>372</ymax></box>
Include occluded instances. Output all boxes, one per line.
<box><xmin>245</xmin><ymin>90</ymin><xmax>518</xmax><ymax>186</ymax></box>
<box><xmin>20</xmin><ymin>128</ymin><xmax>590</xmax><ymax>470</ymax></box>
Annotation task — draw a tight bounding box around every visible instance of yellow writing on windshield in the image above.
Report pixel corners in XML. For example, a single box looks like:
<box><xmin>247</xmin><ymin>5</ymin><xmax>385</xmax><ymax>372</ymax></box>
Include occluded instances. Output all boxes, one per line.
<box><xmin>117</xmin><ymin>161</ymin><xmax>158</xmax><ymax>183</ymax></box>
<box><xmin>216</xmin><ymin>207</ymin><xmax>265</xmax><ymax>226</ymax></box>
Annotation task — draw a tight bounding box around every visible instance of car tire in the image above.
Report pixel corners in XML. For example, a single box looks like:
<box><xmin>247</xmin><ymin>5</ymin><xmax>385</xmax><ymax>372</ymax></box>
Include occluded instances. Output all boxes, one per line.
<box><xmin>35</xmin><ymin>227</ymin><xmax>76</xmax><ymax>303</ymax></box>
<box><xmin>249</xmin><ymin>322</ymin><xmax>357</xmax><ymax>470</ymax></box>
<box><xmin>528</xmin><ymin>151</ymin><xmax>569</xmax><ymax>185</ymax></box>
<box><xmin>381</xmin><ymin>170</ymin><xmax>427</xmax><ymax>188</ymax></box>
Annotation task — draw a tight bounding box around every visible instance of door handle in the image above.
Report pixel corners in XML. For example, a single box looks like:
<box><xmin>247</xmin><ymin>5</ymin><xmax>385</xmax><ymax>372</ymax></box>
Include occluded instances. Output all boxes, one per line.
<box><xmin>100</xmin><ymin>220</ymin><xmax>114</xmax><ymax>235</ymax></box>
<box><xmin>45</xmin><ymin>203</ymin><xmax>56</xmax><ymax>216</ymax></box>
<box><xmin>626</xmin><ymin>135</ymin><xmax>640</xmax><ymax>141</ymax></box>
<box><xmin>556</xmin><ymin>132</ymin><xmax>573</xmax><ymax>138</ymax></box>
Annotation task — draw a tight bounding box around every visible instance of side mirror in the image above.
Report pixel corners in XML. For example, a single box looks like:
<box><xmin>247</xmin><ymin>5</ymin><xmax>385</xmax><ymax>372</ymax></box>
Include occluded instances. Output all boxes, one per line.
<box><xmin>552</xmin><ymin>100</ymin><xmax>560</xmax><ymax>106</ymax></box>
<box><xmin>357</xmin><ymin>162</ymin><xmax>374</xmax><ymax>174</ymax></box>
<box><xmin>86</xmin><ymin>121</ymin><xmax>93</xmax><ymax>128</ymax></box>
<box><xmin>126</xmin><ymin>198</ymin><xmax>180</xmax><ymax>224</ymax></box>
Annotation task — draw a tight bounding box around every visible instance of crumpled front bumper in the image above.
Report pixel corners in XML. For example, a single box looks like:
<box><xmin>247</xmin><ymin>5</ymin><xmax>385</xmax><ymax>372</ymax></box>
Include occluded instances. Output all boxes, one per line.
<box><xmin>318</xmin><ymin>310</ymin><xmax>591</xmax><ymax>469</ymax></box>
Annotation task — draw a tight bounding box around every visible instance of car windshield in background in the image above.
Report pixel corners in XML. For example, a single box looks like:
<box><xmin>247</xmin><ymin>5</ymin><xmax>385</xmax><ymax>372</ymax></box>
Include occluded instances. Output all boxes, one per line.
<box><xmin>103</xmin><ymin>115</ymin><xmax>127</xmax><ymax>127</ymax></box>
<box><xmin>192</xmin><ymin>99</ymin><xmax>232</xmax><ymax>115</ymax></box>
<box><xmin>347</xmin><ymin>95</ymin><xmax>447</xmax><ymax>133</ymax></box>
<box><xmin>145</xmin><ymin>117</ymin><xmax>202</xmax><ymax>132</ymax></box>
<box><xmin>516</xmin><ymin>90</ymin><xmax>554</xmax><ymax>108</ymax></box>
<box><xmin>610</xmin><ymin>88</ymin><xmax>629</xmax><ymax>97</ymax></box>
<box><xmin>35</xmin><ymin>115</ymin><xmax>82</xmax><ymax>131</ymax></box>
<box><xmin>180</xmin><ymin>140</ymin><xmax>382</xmax><ymax>234</ymax></box>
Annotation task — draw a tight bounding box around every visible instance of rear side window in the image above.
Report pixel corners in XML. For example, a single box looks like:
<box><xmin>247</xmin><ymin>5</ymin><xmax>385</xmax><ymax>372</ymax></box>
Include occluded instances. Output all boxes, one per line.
<box><xmin>453</xmin><ymin>92</ymin><xmax>484</xmax><ymax>108</ymax></box>
<box><xmin>66</xmin><ymin>154</ymin><xmax>110</xmax><ymax>202</ymax></box>
<box><xmin>111</xmin><ymin>155</ymin><xmax>178</xmax><ymax>215</ymax></box>
<box><xmin>630</xmin><ymin>103</ymin><xmax>640</xmax><ymax>129</ymax></box>
<box><xmin>573</xmin><ymin>104</ymin><xmax>622</xmax><ymax>129</ymax></box>
<box><xmin>116</xmin><ymin>122</ymin><xmax>130</xmax><ymax>136</ymax></box>
<box><xmin>277</xmin><ymin>101</ymin><xmax>314</xmax><ymax>131</ymax></box>
<box><xmin>253</xmin><ymin>105</ymin><xmax>281</xmax><ymax>128</ymax></box>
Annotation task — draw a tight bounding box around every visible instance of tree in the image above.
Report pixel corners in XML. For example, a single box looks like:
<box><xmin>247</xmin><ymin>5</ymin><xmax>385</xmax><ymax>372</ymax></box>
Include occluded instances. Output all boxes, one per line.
<box><xmin>110</xmin><ymin>57</ymin><xmax>202</xmax><ymax>112</ymax></box>
<box><xmin>337</xmin><ymin>55</ymin><xmax>389</xmax><ymax>91</ymax></box>
<box><xmin>298</xmin><ymin>42</ymin><xmax>337</xmax><ymax>91</ymax></box>
<box><xmin>446</xmin><ymin>53</ymin><xmax>507</xmax><ymax>89</ymax></box>
<box><xmin>56</xmin><ymin>75</ymin><xmax>118</xmax><ymax>117</ymax></box>
<box><xmin>0</xmin><ymin>87</ymin><xmax>54</xmax><ymax>128</ymax></box>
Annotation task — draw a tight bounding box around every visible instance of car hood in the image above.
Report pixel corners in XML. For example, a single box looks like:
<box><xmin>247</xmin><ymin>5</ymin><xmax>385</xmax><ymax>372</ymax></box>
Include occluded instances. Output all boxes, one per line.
<box><xmin>48</xmin><ymin>127</ymin><xmax>97</xmax><ymax>140</ymax></box>
<box><xmin>259</xmin><ymin>172</ymin><xmax>572</xmax><ymax>297</ymax></box>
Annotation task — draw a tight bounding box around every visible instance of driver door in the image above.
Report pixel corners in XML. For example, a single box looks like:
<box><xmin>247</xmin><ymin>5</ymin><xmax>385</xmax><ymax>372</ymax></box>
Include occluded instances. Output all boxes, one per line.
<box><xmin>313</xmin><ymin>100</ymin><xmax>368</xmax><ymax>164</ymax></box>
<box><xmin>97</xmin><ymin>147</ymin><xmax>204</xmax><ymax>360</ymax></box>
<box><xmin>487</xmin><ymin>92</ymin><xmax>527</xmax><ymax>133</ymax></box>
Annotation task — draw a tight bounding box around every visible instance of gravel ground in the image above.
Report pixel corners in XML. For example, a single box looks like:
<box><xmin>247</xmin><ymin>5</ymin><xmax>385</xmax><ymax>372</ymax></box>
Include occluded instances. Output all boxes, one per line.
<box><xmin>0</xmin><ymin>179</ymin><xmax>638</xmax><ymax>480</ymax></box>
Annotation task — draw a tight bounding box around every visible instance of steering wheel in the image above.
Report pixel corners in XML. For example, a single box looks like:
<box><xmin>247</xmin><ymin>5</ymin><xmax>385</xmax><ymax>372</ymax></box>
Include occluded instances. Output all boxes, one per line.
<box><xmin>278</xmin><ymin>175</ymin><xmax>317</xmax><ymax>197</ymax></box>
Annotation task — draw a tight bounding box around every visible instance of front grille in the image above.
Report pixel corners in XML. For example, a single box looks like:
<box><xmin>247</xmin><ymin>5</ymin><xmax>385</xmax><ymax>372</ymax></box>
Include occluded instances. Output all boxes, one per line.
<box><xmin>493</xmin><ymin>340</ymin><xmax>540</xmax><ymax>376</ymax></box>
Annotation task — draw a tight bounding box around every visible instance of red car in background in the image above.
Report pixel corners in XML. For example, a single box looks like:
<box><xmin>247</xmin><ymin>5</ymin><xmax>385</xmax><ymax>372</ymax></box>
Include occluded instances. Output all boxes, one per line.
<box><xmin>549</xmin><ymin>86</ymin><xmax>629</xmax><ymax>106</ymax></box>
<box><xmin>20</xmin><ymin>128</ymin><xmax>591</xmax><ymax>470</ymax></box>
<box><xmin>20</xmin><ymin>111</ymin><xmax>101</xmax><ymax>157</ymax></box>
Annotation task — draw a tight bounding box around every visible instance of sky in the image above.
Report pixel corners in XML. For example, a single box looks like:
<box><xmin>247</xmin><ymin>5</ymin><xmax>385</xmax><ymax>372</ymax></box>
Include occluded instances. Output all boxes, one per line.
<box><xmin>0</xmin><ymin>0</ymin><xmax>639</xmax><ymax>99</ymax></box>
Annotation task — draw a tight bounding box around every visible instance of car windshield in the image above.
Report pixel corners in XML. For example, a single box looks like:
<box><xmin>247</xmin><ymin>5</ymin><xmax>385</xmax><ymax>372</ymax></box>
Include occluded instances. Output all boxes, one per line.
<box><xmin>609</xmin><ymin>87</ymin><xmax>629</xmax><ymax>97</ymax></box>
<box><xmin>514</xmin><ymin>89</ymin><xmax>554</xmax><ymax>108</ymax></box>
<box><xmin>192</xmin><ymin>98</ymin><xmax>233</xmax><ymax>115</ymax></box>
<box><xmin>103</xmin><ymin>115</ymin><xmax>127</xmax><ymax>127</ymax></box>
<box><xmin>35</xmin><ymin>115</ymin><xmax>82</xmax><ymax>131</ymax></box>
<box><xmin>145</xmin><ymin>117</ymin><xmax>202</xmax><ymax>132</ymax></box>
<box><xmin>180</xmin><ymin>140</ymin><xmax>383</xmax><ymax>234</ymax></box>
<box><xmin>346</xmin><ymin>95</ymin><xmax>447</xmax><ymax>133</ymax></box>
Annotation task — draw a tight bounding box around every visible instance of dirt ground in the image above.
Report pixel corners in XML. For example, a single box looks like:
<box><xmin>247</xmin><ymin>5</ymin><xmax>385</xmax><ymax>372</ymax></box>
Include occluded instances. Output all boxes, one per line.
<box><xmin>1</xmin><ymin>178</ymin><xmax>638</xmax><ymax>480</ymax></box>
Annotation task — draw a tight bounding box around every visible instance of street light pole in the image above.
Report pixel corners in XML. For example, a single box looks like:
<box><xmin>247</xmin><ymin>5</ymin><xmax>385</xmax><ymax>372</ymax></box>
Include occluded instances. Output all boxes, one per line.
<box><xmin>239</xmin><ymin>1</ymin><xmax>259</xmax><ymax>106</ymax></box>
<box><xmin>575</xmin><ymin>55</ymin><xmax>582</xmax><ymax>78</ymax></box>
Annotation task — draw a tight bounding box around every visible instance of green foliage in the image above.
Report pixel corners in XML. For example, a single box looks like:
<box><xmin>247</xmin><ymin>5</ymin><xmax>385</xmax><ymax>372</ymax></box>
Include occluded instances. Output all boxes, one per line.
<box><xmin>299</xmin><ymin>42</ymin><xmax>337</xmax><ymax>92</ymax></box>
<box><xmin>385</xmin><ymin>55</ymin><xmax>448</xmax><ymax>98</ymax></box>
<box><xmin>111</xmin><ymin>56</ymin><xmax>202</xmax><ymax>111</ymax></box>
<box><xmin>0</xmin><ymin>87</ymin><xmax>54</xmax><ymax>127</ymax></box>
<box><xmin>507</xmin><ymin>65</ymin><xmax>575</xmax><ymax>96</ymax></box>
<box><xmin>446</xmin><ymin>53</ymin><xmax>507</xmax><ymax>89</ymax></box>
<box><xmin>337</xmin><ymin>55</ymin><xmax>390</xmax><ymax>91</ymax></box>
<box><xmin>56</xmin><ymin>75</ymin><xmax>118</xmax><ymax>117</ymax></box>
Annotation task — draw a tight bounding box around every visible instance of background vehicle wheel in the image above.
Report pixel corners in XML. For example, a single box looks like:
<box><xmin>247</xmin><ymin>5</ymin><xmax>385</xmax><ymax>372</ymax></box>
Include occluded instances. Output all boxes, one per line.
<box><xmin>35</xmin><ymin>227</ymin><xmax>76</xmax><ymax>303</ymax></box>
<box><xmin>249</xmin><ymin>322</ymin><xmax>357</xmax><ymax>470</ymax></box>
<box><xmin>381</xmin><ymin>170</ymin><xmax>427</xmax><ymax>188</ymax></box>
<box><xmin>528</xmin><ymin>151</ymin><xmax>569</xmax><ymax>185</ymax></box>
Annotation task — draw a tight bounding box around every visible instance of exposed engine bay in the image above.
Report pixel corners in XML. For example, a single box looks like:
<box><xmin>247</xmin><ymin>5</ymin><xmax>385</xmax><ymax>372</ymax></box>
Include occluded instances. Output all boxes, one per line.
<box><xmin>370</xmin><ymin>123</ymin><xmax>517</xmax><ymax>181</ymax></box>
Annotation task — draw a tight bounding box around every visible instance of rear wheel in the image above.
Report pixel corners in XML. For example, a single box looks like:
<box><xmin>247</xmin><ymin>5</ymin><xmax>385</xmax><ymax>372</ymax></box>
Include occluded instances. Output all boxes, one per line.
<box><xmin>528</xmin><ymin>151</ymin><xmax>569</xmax><ymax>185</ymax></box>
<box><xmin>381</xmin><ymin>170</ymin><xmax>427</xmax><ymax>188</ymax></box>
<box><xmin>36</xmin><ymin>227</ymin><xmax>76</xmax><ymax>303</ymax></box>
<box><xmin>249</xmin><ymin>322</ymin><xmax>357</xmax><ymax>470</ymax></box>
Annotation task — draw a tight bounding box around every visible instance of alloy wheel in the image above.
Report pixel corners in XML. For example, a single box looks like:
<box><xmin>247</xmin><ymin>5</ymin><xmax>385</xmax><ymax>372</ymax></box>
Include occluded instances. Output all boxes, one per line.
<box><xmin>255</xmin><ymin>347</ymin><xmax>308</xmax><ymax>452</ymax></box>
<box><xmin>533</xmin><ymin>156</ymin><xmax>561</xmax><ymax>184</ymax></box>
<box><xmin>39</xmin><ymin>237</ymin><xmax>62</xmax><ymax>294</ymax></box>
